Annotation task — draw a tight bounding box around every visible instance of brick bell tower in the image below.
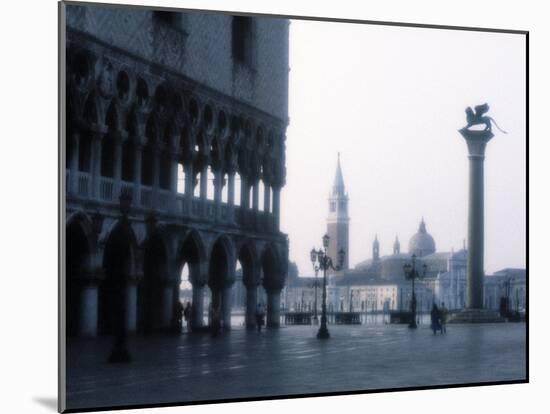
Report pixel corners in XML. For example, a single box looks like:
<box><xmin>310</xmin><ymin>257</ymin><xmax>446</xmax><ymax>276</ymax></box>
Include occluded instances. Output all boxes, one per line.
<box><xmin>326</xmin><ymin>153</ymin><xmax>350</xmax><ymax>272</ymax></box>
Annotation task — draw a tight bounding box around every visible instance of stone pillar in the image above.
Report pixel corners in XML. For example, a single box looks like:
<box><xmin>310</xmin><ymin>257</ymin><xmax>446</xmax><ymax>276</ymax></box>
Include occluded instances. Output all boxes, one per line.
<box><xmin>78</xmin><ymin>281</ymin><xmax>98</xmax><ymax>336</ymax></box>
<box><xmin>152</xmin><ymin>148</ymin><xmax>160</xmax><ymax>209</ymax></box>
<box><xmin>221</xmin><ymin>284</ymin><xmax>233</xmax><ymax>330</ymax></box>
<box><xmin>252</xmin><ymin>179</ymin><xmax>259</xmax><ymax>211</ymax></box>
<box><xmin>191</xmin><ymin>283</ymin><xmax>205</xmax><ymax>329</ymax></box>
<box><xmin>213</xmin><ymin>169</ymin><xmax>223</xmax><ymax>221</ymax></box>
<box><xmin>91</xmin><ymin>133</ymin><xmax>103</xmax><ymax>199</ymax></box>
<box><xmin>266</xmin><ymin>289</ymin><xmax>281</xmax><ymax>328</ymax></box>
<box><xmin>263</xmin><ymin>184</ymin><xmax>271</xmax><ymax>213</ymax></box>
<box><xmin>133</xmin><ymin>143</ymin><xmax>142</xmax><ymax>206</ymax></box>
<box><xmin>460</xmin><ymin>128</ymin><xmax>493</xmax><ymax>310</ymax></box>
<box><xmin>170</xmin><ymin>154</ymin><xmax>179</xmax><ymax>212</ymax></box>
<box><xmin>227</xmin><ymin>171</ymin><xmax>236</xmax><ymax>222</ymax></box>
<box><xmin>272</xmin><ymin>186</ymin><xmax>281</xmax><ymax>232</ymax></box>
<box><xmin>240</xmin><ymin>175</ymin><xmax>249</xmax><ymax>209</ymax></box>
<box><xmin>245</xmin><ymin>284</ymin><xmax>258</xmax><ymax>329</ymax></box>
<box><xmin>200</xmin><ymin>165</ymin><xmax>208</xmax><ymax>217</ymax></box>
<box><xmin>183</xmin><ymin>162</ymin><xmax>194</xmax><ymax>216</ymax></box>
<box><xmin>69</xmin><ymin>131</ymin><xmax>80</xmax><ymax>194</ymax></box>
<box><xmin>113</xmin><ymin>136</ymin><xmax>123</xmax><ymax>196</ymax></box>
<box><xmin>159</xmin><ymin>280</ymin><xmax>176</xmax><ymax>330</ymax></box>
<box><xmin>184</xmin><ymin>163</ymin><xmax>194</xmax><ymax>198</ymax></box>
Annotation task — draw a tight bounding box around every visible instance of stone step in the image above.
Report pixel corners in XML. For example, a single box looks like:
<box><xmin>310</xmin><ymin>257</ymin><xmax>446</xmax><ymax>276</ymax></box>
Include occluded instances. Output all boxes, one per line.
<box><xmin>448</xmin><ymin>309</ymin><xmax>506</xmax><ymax>324</ymax></box>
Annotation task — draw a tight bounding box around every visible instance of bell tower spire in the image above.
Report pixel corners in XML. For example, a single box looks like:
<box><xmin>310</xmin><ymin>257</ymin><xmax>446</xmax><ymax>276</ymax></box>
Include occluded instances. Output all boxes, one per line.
<box><xmin>327</xmin><ymin>153</ymin><xmax>350</xmax><ymax>271</ymax></box>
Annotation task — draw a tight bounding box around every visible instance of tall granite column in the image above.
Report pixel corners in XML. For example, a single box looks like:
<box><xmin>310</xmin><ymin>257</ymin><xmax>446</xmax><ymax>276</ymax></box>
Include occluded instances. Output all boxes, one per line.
<box><xmin>459</xmin><ymin>127</ymin><xmax>493</xmax><ymax>309</ymax></box>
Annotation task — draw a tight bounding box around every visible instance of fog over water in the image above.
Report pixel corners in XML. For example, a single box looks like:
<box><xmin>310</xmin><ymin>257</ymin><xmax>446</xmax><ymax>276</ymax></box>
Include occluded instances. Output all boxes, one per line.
<box><xmin>282</xmin><ymin>20</ymin><xmax>526</xmax><ymax>276</ymax></box>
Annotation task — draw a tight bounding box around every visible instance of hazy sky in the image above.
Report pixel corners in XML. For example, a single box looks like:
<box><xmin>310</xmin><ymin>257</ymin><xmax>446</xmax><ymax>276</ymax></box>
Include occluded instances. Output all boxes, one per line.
<box><xmin>280</xmin><ymin>20</ymin><xmax>526</xmax><ymax>277</ymax></box>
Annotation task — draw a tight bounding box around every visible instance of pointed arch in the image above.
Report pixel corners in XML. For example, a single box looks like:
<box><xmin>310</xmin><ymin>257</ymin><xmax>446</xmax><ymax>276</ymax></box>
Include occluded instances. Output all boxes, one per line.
<box><xmin>177</xmin><ymin>229</ymin><xmax>207</xmax><ymax>285</ymax></box>
<box><xmin>208</xmin><ymin>235</ymin><xmax>235</xmax><ymax>290</ymax></box>
<box><xmin>99</xmin><ymin>218</ymin><xmax>138</xmax><ymax>335</ymax></box>
<box><xmin>66</xmin><ymin>212</ymin><xmax>96</xmax><ymax>337</ymax></box>
<box><xmin>238</xmin><ymin>240</ymin><xmax>260</xmax><ymax>287</ymax></box>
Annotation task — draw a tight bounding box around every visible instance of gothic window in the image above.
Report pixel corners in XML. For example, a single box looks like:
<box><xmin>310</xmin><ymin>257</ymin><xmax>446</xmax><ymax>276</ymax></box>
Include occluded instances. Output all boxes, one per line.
<box><xmin>339</xmin><ymin>200</ymin><xmax>346</xmax><ymax>212</ymax></box>
<box><xmin>232</xmin><ymin>16</ymin><xmax>254</xmax><ymax>65</ymax></box>
<box><xmin>330</xmin><ymin>201</ymin><xmax>336</xmax><ymax>212</ymax></box>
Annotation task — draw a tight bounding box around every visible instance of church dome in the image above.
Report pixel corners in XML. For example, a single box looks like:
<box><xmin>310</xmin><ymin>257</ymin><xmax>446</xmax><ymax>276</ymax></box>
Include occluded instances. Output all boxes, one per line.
<box><xmin>408</xmin><ymin>218</ymin><xmax>436</xmax><ymax>257</ymax></box>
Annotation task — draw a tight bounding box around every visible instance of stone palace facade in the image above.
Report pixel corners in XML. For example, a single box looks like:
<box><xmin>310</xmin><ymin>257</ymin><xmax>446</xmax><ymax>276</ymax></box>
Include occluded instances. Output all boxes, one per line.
<box><xmin>64</xmin><ymin>4</ymin><xmax>290</xmax><ymax>336</ymax></box>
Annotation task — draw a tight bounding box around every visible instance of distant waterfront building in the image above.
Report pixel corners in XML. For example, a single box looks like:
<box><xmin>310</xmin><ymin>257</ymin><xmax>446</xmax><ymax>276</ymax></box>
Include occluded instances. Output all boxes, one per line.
<box><xmin>281</xmin><ymin>156</ymin><xmax>526</xmax><ymax>315</ymax></box>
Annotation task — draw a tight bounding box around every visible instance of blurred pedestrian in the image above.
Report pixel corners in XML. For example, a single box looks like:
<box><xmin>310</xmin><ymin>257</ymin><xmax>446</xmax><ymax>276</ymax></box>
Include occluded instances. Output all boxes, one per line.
<box><xmin>440</xmin><ymin>302</ymin><xmax>448</xmax><ymax>333</ymax></box>
<box><xmin>183</xmin><ymin>302</ymin><xmax>192</xmax><ymax>332</ymax></box>
<box><xmin>255</xmin><ymin>303</ymin><xmax>265</xmax><ymax>332</ymax></box>
<box><xmin>430</xmin><ymin>303</ymin><xmax>442</xmax><ymax>334</ymax></box>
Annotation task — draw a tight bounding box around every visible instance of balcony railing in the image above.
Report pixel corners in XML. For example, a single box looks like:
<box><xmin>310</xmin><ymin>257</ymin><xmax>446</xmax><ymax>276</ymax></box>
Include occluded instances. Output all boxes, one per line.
<box><xmin>77</xmin><ymin>172</ymin><xmax>90</xmax><ymax>198</ymax></box>
<box><xmin>99</xmin><ymin>177</ymin><xmax>115</xmax><ymax>202</ymax></box>
<box><xmin>66</xmin><ymin>169</ymin><xmax>275</xmax><ymax>231</ymax></box>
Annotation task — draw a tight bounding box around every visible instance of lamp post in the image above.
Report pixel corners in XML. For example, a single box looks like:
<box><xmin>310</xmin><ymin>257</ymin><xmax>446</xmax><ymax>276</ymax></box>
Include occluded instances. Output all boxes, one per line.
<box><xmin>309</xmin><ymin>263</ymin><xmax>320</xmax><ymax>323</ymax></box>
<box><xmin>403</xmin><ymin>254</ymin><xmax>427</xmax><ymax>329</ymax></box>
<box><xmin>310</xmin><ymin>234</ymin><xmax>345</xmax><ymax>339</ymax></box>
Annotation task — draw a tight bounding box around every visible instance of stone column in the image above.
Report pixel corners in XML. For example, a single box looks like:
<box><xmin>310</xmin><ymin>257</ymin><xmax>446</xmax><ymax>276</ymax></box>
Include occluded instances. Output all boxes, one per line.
<box><xmin>152</xmin><ymin>148</ymin><xmax>160</xmax><ymax>209</ymax></box>
<box><xmin>159</xmin><ymin>279</ymin><xmax>176</xmax><ymax>330</ymax></box>
<box><xmin>213</xmin><ymin>169</ymin><xmax>223</xmax><ymax>221</ymax></box>
<box><xmin>460</xmin><ymin>128</ymin><xmax>493</xmax><ymax>309</ymax></box>
<box><xmin>69</xmin><ymin>131</ymin><xmax>80</xmax><ymax>195</ymax></box>
<box><xmin>227</xmin><ymin>171</ymin><xmax>236</xmax><ymax>222</ymax></box>
<box><xmin>240</xmin><ymin>175</ymin><xmax>249</xmax><ymax>209</ymax></box>
<box><xmin>113</xmin><ymin>135</ymin><xmax>123</xmax><ymax>197</ymax></box>
<box><xmin>183</xmin><ymin>162</ymin><xmax>194</xmax><ymax>216</ymax></box>
<box><xmin>91</xmin><ymin>133</ymin><xmax>103</xmax><ymax>200</ymax></box>
<box><xmin>133</xmin><ymin>143</ymin><xmax>142</xmax><ymax>206</ymax></box>
<box><xmin>169</xmin><ymin>154</ymin><xmax>179</xmax><ymax>213</ymax></box>
<box><xmin>245</xmin><ymin>284</ymin><xmax>258</xmax><ymax>330</ymax></box>
<box><xmin>191</xmin><ymin>283</ymin><xmax>205</xmax><ymax>329</ymax></box>
<box><xmin>266</xmin><ymin>289</ymin><xmax>281</xmax><ymax>327</ymax></box>
<box><xmin>221</xmin><ymin>284</ymin><xmax>233</xmax><ymax>330</ymax></box>
<box><xmin>263</xmin><ymin>183</ymin><xmax>271</xmax><ymax>214</ymax></box>
<box><xmin>252</xmin><ymin>179</ymin><xmax>259</xmax><ymax>211</ymax></box>
<box><xmin>272</xmin><ymin>186</ymin><xmax>281</xmax><ymax>232</ymax></box>
<box><xmin>200</xmin><ymin>164</ymin><xmax>208</xmax><ymax>217</ymax></box>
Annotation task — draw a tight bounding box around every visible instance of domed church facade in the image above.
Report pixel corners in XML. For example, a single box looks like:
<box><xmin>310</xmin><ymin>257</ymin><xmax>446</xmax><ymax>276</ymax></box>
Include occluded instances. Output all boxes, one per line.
<box><xmin>282</xmin><ymin>156</ymin><xmax>525</xmax><ymax>316</ymax></box>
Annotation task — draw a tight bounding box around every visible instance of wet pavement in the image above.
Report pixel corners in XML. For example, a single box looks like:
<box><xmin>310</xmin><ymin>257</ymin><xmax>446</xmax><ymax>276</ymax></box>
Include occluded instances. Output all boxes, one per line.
<box><xmin>66</xmin><ymin>323</ymin><xmax>526</xmax><ymax>411</ymax></box>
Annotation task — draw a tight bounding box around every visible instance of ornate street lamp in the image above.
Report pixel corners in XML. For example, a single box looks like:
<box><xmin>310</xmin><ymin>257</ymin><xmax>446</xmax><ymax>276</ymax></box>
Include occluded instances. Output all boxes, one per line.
<box><xmin>310</xmin><ymin>249</ymin><xmax>320</xmax><ymax>323</ymax></box>
<box><xmin>310</xmin><ymin>234</ymin><xmax>345</xmax><ymax>339</ymax></box>
<box><xmin>403</xmin><ymin>254</ymin><xmax>427</xmax><ymax>329</ymax></box>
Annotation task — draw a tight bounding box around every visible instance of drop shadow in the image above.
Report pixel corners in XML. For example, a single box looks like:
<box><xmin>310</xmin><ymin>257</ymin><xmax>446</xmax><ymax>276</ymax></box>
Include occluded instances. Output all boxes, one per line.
<box><xmin>33</xmin><ymin>397</ymin><xmax>57</xmax><ymax>412</ymax></box>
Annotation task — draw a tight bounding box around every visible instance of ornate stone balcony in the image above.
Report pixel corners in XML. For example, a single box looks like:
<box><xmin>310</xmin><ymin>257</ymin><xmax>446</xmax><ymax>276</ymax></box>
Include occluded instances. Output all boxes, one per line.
<box><xmin>66</xmin><ymin>170</ymin><xmax>276</xmax><ymax>233</ymax></box>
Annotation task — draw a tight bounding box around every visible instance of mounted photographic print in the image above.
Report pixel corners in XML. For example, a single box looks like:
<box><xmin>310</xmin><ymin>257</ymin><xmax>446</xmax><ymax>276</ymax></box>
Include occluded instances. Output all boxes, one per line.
<box><xmin>59</xmin><ymin>1</ymin><xmax>527</xmax><ymax>412</ymax></box>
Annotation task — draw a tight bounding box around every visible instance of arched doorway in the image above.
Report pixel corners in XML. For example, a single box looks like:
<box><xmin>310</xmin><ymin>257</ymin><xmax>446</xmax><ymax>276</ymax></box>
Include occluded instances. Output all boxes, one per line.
<box><xmin>177</xmin><ymin>231</ymin><xmax>207</xmax><ymax>330</ymax></box>
<box><xmin>99</xmin><ymin>220</ymin><xmax>137</xmax><ymax>335</ymax></box>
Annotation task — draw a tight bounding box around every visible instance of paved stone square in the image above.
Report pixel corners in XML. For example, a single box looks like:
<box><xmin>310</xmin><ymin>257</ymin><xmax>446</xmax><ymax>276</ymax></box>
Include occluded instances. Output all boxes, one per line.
<box><xmin>66</xmin><ymin>323</ymin><xmax>526</xmax><ymax>411</ymax></box>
